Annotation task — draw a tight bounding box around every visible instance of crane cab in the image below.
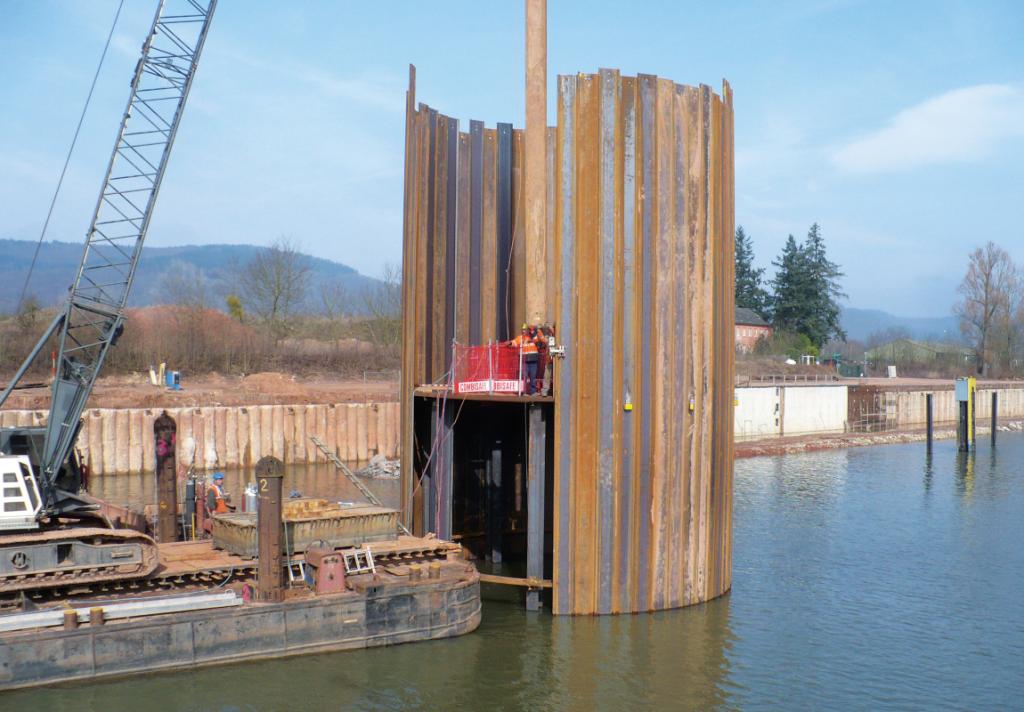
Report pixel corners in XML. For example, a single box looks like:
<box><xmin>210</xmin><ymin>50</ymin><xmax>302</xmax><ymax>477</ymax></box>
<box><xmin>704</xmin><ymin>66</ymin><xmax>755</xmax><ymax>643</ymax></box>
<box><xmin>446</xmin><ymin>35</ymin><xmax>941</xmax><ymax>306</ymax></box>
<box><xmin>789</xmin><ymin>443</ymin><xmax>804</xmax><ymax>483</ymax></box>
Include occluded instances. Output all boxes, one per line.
<box><xmin>0</xmin><ymin>456</ymin><xmax>42</xmax><ymax>531</ymax></box>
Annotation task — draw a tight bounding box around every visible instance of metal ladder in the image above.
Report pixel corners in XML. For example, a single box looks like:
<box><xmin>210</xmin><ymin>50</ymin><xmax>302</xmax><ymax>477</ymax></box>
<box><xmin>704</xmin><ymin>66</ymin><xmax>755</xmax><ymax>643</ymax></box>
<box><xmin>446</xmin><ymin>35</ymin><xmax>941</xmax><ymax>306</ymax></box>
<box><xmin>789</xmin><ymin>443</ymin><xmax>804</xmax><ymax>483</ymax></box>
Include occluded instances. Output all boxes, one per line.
<box><xmin>282</xmin><ymin>516</ymin><xmax>305</xmax><ymax>586</ymax></box>
<box><xmin>342</xmin><ymin>547</ymin><xmax>376</xmax><ymax>576</ymax></box>
<box><xmin>309</xmin><ymin>435</ymin><xmax>411</xmax><ymax>535</ymax></box>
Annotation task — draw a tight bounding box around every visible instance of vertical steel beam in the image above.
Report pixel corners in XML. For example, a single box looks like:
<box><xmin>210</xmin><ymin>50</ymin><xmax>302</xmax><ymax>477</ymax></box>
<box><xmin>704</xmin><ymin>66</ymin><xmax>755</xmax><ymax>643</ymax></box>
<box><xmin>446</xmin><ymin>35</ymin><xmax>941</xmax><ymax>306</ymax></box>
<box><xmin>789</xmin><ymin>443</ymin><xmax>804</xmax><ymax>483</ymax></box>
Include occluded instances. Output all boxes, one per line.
<box><xmin>153</xmin><ymin>410</ymin><xmax>177</xmax><ymax>543</ymax></box>
<box><xmin>553</xmin><ymin>75</ymin><xmax>576</xmax><ymax>615</ymax></box>
<box><xmin>436</xmin><ymin>401</ymin><xmax>454</xmax><ymax>538</ymax></box>
<box><xmin>445</xmin><ymin>119</ymin><xmax>459</xmax><ymax>373</ymax></box>
<box><xmin>527</xmin><ymin>404</ymin><xmax>546</xmax><ymax>610</ymax></box>
<box><xmin>619</xmin><ymin>76</ymin><xmax>637</xmax><ymax>613</ymax></box>
<box><xmin>496</xmin><ymin>123</ymin><xmax>513</xmax><ymax>341</ymax></box>
<box><xmin>926</xmin><ymin>393</ymin><xmax>934</xmax><ymax>450</ymax></box>
<box><xmin>487</xmin><ymin>442</ymin><xmax>503</xmax><ymax>563</ymax></box>
<box><xmin>255</xmin><ymin>456</ymin><xmax>284</xmax><ymax>603</ymax></box>
<box><xmin>470</xmin><ymin>121</ymin><xmax>484</xmax><ymax>344</ymax></box>
<box><xmin>423</xmin><ymin>400</ymin><xmax>438</xmax><ymax>532</ymax></box>
<box><xmin>596</xmin><ymin>68</ymin><xmax>617</xmax><ymax>615</ymax></box>
<box><xmin>525</xmin><ymin>0</ymin><xmax>547</xmax><ymax>325</ymax></box>
<box><xmin>991</xmin><ymin>391</ymin><xmax>998</xmax><ymax>446</ymax></box>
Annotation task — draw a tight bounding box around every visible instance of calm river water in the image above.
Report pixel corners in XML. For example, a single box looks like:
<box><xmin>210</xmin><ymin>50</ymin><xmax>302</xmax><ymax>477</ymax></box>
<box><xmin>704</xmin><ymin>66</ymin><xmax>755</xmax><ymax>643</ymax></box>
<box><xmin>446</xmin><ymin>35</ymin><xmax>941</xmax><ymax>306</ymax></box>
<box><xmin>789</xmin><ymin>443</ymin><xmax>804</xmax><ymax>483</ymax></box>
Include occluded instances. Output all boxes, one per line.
<box><xmin>9</xmin><ymin>436</ymin><xmax>1023</xmax><ymax>710</ymax></box>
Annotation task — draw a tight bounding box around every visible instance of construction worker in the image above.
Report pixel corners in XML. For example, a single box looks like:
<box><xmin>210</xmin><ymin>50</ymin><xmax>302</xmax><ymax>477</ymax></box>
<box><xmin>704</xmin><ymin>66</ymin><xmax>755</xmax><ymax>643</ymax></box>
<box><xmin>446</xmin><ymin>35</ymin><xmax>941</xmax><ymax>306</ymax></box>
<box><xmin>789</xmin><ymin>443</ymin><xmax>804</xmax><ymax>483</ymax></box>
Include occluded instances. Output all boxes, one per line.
<box><xmin>510</xmin><ymin>324</ymin><xmax>541</xmax><ymax>395</ymax></box>
<box><xmin>207</xmin><ymin>472</ymin><xmax>231</xmax><ymax>515</ymax></box>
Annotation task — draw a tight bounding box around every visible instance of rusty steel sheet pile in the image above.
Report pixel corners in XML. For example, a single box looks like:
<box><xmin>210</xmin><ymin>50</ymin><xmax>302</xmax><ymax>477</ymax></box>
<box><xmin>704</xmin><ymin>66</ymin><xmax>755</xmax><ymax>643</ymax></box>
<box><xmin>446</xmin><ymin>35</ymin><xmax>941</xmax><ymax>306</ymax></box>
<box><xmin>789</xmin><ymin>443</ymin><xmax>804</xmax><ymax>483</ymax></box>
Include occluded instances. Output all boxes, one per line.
<box><xmin>400</xmin><ymin>67</ymin><xmax>734</xmax><ymax>615</ymax></box>
<box><xmin>211</xmin><ymin>499</ymin><xmax>400</xmax><ymax>558</ymax></box>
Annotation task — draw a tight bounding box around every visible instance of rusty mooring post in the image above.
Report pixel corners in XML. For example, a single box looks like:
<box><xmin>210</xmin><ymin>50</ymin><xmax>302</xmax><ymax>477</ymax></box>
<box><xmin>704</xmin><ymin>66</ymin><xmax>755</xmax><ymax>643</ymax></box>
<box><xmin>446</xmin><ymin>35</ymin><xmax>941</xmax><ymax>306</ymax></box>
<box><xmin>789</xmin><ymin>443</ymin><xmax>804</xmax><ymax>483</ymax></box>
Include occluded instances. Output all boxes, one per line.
<box><xmin>255</xmin><ymin>456</ymin><xmax>285</xmax><ymax>603</ymax></box>
<box><xmin>154</xmin><ymin>411</ymin><xmax>178</xmax><ymax>542</ymax></box>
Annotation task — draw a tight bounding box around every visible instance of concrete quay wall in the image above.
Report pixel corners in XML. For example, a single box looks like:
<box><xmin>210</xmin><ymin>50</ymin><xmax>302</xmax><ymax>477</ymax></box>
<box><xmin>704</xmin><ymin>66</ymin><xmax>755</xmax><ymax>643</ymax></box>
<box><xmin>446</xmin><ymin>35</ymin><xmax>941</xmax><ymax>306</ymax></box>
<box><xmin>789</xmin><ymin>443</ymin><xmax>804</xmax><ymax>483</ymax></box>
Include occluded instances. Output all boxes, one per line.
<box><xmin>736</xmin><ymin>383</ymin><xmax>1024</xmax><ymax>440</ymax></box>
<box><xmin>0</xmin><ymin>402</ymin><xmax>400</xmax><ymax>475</ymax></box>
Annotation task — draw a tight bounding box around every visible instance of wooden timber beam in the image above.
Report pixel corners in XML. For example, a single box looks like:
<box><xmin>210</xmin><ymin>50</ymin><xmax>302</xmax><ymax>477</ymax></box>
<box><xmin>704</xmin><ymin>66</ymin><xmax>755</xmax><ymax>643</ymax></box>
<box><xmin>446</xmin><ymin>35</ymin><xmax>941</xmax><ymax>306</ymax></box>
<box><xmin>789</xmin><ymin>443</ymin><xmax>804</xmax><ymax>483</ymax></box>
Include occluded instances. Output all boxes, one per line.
<box><xmin>478</xmin><ymin>573</ymin><xmax>553</xmax><ymax>589</ymax></box>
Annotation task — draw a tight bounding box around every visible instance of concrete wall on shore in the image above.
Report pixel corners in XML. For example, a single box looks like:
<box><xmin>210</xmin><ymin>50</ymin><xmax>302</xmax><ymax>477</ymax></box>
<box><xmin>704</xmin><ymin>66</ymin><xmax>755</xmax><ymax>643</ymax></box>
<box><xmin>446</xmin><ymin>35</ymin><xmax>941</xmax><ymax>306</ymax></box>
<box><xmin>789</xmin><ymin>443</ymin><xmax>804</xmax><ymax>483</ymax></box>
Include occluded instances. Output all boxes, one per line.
<box><xmin>737</xmin><ymin>384</ymin><xmax>1024</xmax><ymax>440</ymax></box>
<box><xmin>892</xmin><ymin>387</ymin><xmax>1024</xmax><ymax>427</ymax></box>
<box><xmin>0</xmin><ymin>402</ymin><xmax>400</xmax><ymax>476</ymax></box>
<box><xmin>782</xmin><ymin>385</ymin><xmax>848</xmax><ymax>436</ymax></box>
<box><xmin>735</xmin><ymin>386</ymin><xmax>781</xmax><ymax>439</ymax></box>
<box><xmin>735</xmin><ymin>385</ymin><xmax>849</xmax><ymax>439</ymax></box>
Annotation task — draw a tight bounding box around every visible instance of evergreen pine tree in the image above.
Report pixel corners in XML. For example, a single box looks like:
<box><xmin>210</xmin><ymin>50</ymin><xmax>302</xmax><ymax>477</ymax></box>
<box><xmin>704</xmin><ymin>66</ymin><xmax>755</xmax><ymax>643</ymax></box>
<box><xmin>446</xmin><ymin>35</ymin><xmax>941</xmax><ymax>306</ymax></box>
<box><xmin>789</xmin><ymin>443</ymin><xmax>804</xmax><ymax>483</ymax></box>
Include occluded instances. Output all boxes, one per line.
<box><xmin>802</xmin><ymin>223</ymin><xmax>846</xmax><ymax>347</ymax></box>
<box><xmin>769</xmin><ymin>234</ymin><xmax>811</xmax><ymax>335</ymax></box>
<box><xmin>734</xmin><ymin>226</ymin><xmax>770</xmax><ymax>317</ymax></box>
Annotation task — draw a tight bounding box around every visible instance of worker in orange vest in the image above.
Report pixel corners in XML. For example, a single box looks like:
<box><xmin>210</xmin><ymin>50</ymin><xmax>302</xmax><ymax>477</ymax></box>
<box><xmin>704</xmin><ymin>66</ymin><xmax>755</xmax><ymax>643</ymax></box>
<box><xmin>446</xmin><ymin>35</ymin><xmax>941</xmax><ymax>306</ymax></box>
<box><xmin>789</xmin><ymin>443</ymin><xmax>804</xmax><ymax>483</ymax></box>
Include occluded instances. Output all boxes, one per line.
<box><xmin>207</xmin><ymin>472</ymin><xmax>231</xmax><ymax>515</ymax></box>
<box><xmin>510</xmin><ymin>324</ymin><xmax>541</xmax><ymax>395</ymax></box>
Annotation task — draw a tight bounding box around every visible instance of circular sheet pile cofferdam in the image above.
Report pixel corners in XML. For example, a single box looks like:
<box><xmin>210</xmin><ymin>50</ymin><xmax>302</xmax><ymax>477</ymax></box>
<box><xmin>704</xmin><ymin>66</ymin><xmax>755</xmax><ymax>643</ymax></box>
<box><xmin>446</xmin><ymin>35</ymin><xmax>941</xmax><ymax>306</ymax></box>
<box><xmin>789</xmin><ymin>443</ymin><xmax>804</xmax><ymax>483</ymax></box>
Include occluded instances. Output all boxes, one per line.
<box><xmin>401</xmin><ymin>68</ymin><xmax>734</xmax><ymax>615</ymax></box>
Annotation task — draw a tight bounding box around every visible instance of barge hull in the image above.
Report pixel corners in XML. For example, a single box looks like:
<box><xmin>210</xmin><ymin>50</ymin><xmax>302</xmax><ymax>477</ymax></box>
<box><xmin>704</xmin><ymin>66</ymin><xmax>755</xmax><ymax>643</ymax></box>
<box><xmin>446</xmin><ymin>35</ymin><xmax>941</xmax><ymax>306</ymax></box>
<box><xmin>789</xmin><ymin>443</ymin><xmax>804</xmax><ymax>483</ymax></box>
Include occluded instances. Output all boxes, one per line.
<box><xmin>0</xmin><ymin>571</ymin><xmax>480</xmax><ymax>691</ymax></box>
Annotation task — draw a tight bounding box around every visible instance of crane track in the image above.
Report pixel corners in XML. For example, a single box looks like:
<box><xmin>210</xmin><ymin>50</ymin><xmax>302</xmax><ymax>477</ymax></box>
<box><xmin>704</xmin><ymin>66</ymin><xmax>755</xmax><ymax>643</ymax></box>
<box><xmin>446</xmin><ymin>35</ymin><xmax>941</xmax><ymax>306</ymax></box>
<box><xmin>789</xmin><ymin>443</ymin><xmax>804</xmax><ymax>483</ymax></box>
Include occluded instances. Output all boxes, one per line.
<box><xmin>0</xmin><ymin>562</ymin><xmax>258</xmax><ymax>613</ymax></box>
<box><xmin>0</xmin><ymin>537</ymin><xmax>458</xmax><ymax>613</ymax></box>
<box><xmin>0</xmin><ymin>528</ymin><xmax>159</xmax><ymax>595</ymax></box>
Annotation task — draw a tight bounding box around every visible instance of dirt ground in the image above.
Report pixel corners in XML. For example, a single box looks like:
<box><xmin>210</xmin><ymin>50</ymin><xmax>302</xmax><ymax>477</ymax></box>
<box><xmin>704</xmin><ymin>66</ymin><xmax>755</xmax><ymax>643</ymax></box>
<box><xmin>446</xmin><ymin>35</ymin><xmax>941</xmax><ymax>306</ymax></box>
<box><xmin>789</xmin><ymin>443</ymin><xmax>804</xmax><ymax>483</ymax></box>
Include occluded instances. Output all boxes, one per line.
<box><xmin>2</xmin><ymin>372</ymin><xmax>398</xmax><ymax>410</ymax></box>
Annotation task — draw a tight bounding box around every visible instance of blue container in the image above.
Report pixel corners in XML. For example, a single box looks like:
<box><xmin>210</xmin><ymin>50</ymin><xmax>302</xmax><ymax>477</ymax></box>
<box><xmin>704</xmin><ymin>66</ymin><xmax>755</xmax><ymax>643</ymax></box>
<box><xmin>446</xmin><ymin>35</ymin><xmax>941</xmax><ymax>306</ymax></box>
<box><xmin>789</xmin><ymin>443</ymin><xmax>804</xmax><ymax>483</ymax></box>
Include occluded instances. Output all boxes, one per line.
<box><xmin>165</xmin><ymin>370</ymin><xmax>181</xmax><ymax>390</ymax></box>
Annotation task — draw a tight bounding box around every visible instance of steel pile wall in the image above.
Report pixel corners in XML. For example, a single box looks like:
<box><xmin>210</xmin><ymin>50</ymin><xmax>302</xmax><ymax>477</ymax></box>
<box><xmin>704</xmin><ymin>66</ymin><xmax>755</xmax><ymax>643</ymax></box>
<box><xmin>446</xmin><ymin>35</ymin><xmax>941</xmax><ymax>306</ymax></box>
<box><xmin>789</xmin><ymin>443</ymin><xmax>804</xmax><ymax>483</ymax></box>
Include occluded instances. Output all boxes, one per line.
<box><xmin>0</xmin><ymin>403</ymin><xmax>399</xmax><ymax>475</ymax></box>
<box><xmin>401</xmin><ymin>67</ymin><xmax>735</xmax><ymax>614</ymax></box>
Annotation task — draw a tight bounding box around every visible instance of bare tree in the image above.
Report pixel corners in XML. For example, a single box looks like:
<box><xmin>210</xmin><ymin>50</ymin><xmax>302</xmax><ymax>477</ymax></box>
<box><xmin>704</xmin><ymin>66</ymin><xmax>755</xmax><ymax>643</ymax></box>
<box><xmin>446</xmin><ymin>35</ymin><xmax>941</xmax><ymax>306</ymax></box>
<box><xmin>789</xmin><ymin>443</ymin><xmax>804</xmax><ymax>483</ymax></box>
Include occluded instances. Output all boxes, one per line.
<box><xmin>991</xmin><ymin>263</ymin><xmax>1024</xmax><ymax>374</ymax></box>
<box><xmin>320</xmin><ymin>279</ymin><xmax>351</xmax><ymax>321</ymax></box>
<box><xmin>157</xmin><ymin>261</ymin><xmax>213</xmax><ymax>369</ymax></box>
<box><xmin>240</xmin><ymin>237</ymin><xmax>311</xmax><ymax>340</ymax></box>
<box><xmin>363</xmin><ymin>263</ymin><xmax>402</xmax><ymax>356</ymax></box>
<box><xmin>15</xmin><ymin>295</ymin><xmax>42</xmax><ymax>331</ymax></box>
<box><xmin>954</xmin><ymin>242</ymin><xmax>1015</xmax><ymax>376</ymax></box>
<box><xmin>160</xmin><ymin>260</ymin><xmax>208</xmax><ymax>309</ymax></box>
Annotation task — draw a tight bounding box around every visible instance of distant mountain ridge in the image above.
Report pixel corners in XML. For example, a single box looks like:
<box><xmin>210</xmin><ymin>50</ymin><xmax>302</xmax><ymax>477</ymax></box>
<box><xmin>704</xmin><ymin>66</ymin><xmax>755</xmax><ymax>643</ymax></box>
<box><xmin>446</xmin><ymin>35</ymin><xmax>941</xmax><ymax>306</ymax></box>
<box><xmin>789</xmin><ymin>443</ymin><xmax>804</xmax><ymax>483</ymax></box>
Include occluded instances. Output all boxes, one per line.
<box><xmin>0</xmin><ymin>239</ymin><xmax>382</xmax><ymax>313</ymax></box>
<box><xmin>840</xmin><ymin>307</ymin><xmax>960</xmax><ymax>343</ymax></box>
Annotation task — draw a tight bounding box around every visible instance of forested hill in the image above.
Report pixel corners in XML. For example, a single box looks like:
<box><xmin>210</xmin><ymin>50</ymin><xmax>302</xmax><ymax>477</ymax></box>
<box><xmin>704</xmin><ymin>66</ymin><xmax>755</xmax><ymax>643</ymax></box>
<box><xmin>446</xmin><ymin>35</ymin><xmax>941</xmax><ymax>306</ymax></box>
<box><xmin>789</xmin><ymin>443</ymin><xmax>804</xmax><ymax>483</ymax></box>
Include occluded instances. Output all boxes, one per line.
<box><xmin>840</xmin><ymin>307</ymin><xmax>959</xmax><ymax>342</ymax></box>
<box><xmin>0</xmin><ymin>239</ymin><xmax>383</xmax><ymax>313</ymax></box>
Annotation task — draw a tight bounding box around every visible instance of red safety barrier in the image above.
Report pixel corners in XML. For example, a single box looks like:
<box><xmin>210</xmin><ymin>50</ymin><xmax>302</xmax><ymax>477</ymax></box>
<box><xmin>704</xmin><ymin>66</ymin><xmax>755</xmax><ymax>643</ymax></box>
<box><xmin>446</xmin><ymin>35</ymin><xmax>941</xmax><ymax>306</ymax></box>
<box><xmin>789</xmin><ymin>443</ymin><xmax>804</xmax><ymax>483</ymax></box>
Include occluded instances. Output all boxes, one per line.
<box><xmin>454</xmin><ymin>343</ymin><xmax>523</xmax><ymax>394</ymax></box>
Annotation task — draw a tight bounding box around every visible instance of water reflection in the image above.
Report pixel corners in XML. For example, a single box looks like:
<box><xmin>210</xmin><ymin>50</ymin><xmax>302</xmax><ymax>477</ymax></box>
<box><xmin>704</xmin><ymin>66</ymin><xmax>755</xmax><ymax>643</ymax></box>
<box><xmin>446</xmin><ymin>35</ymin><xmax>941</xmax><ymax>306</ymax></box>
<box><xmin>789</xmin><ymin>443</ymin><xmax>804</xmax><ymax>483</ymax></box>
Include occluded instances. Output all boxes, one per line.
<box><xmin>11</xmin><ymin>435</ymin><xmax>1024</xmax><ymax>710</ymax></box>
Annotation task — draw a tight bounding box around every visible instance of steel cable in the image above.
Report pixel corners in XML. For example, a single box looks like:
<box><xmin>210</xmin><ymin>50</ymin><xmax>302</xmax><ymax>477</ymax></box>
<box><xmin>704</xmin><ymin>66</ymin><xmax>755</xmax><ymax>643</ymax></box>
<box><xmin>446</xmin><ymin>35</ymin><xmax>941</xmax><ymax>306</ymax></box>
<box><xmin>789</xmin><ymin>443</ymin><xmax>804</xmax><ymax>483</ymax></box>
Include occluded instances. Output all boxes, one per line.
<box><xmin>15</xmin><ymin>0</ymin><xmax>126</xmax><ymax>313</ymax></box>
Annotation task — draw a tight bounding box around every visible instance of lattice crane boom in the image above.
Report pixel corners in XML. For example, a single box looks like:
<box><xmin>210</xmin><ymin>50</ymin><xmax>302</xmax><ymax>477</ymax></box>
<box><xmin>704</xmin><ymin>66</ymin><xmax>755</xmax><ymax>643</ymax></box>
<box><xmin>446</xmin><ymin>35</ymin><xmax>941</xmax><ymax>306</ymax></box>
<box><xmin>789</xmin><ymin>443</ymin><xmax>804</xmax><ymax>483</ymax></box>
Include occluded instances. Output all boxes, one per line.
<box><xmin>0</xmin><ymin>0</ymin><xmax>216</xmax><ymax>515</ymax></box>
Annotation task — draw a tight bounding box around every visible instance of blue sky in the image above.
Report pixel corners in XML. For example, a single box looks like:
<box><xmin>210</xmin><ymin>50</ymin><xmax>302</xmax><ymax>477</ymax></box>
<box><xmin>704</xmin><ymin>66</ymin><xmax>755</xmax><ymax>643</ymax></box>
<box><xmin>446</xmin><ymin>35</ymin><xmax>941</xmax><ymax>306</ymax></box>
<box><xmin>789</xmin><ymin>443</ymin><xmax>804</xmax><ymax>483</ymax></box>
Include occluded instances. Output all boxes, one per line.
<box><xmin>2</xmin><ymin>0</ymin><xmax>1022</xmax><ymax>317</ymax></box>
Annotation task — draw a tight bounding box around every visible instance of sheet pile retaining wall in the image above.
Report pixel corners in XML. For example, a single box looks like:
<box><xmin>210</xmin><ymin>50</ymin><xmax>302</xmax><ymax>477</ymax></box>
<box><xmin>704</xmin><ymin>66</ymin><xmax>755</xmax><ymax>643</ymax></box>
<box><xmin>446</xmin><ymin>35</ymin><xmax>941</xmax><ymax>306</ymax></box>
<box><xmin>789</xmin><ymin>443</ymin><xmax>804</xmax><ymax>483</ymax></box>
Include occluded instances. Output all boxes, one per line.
<box><xmin>0</xmin><ymin>402</ymin><xmax>399</xmax><ymax>475</ymax></box>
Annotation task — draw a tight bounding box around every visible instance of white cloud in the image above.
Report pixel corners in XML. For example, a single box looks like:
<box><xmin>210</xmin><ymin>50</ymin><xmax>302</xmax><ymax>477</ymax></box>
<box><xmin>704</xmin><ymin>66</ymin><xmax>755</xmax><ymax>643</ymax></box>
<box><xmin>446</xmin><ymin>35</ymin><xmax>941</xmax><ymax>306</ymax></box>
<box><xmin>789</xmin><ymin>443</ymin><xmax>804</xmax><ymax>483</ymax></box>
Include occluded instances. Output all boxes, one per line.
<box><xmin>831</xmin><ymin>84</ymin><xmax>1024</xmax><ymax>173</ymax></box>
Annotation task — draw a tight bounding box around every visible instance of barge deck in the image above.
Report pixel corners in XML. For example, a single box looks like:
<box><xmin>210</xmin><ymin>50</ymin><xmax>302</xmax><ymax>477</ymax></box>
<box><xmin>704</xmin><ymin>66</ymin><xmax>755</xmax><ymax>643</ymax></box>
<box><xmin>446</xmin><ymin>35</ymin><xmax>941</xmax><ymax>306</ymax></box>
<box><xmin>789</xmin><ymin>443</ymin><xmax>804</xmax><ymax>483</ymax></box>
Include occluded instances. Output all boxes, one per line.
<box><xmin>0</xmin><ymin>537</ymin><xmax>480</xmax><ymax>691</ymax></box>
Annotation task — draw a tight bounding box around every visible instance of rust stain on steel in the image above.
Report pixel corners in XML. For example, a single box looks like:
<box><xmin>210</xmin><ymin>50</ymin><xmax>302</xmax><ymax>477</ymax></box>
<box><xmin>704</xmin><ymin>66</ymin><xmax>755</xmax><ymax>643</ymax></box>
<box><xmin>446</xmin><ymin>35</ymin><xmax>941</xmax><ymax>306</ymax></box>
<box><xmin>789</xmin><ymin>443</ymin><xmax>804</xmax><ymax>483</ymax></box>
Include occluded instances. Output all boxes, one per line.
<box><xmin>400</xmin><ymin>70</ymin><xmax>735</xmax><ymax>615</ymax></box>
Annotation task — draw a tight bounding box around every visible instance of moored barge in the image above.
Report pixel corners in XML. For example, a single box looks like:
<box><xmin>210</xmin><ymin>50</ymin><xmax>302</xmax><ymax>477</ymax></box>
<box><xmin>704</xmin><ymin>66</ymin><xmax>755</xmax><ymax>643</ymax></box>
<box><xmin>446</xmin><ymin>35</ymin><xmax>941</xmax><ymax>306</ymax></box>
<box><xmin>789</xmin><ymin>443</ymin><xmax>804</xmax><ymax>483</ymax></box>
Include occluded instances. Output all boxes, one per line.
<box><xmin>0</xmin><ymin>535</ymin><xmax>480</xmax><ymax>691</ymax></box>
